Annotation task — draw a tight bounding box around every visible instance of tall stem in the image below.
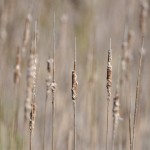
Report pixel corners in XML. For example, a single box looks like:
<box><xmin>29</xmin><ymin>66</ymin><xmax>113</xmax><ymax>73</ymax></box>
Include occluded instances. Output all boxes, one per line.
<box><xmin>73</xmin><ymin>101</ymin><xmax>76</xmax><ymax>150</ymax></box>
<box><xmin>132</xmin><ymin>37</ymin><xmax>144</xmax><ymax>150</ymax></box>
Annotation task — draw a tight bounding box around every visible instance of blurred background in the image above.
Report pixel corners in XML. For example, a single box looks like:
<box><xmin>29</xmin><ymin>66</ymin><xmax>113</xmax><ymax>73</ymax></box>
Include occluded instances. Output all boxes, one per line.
<box><xmin>0</xmin><ymin>0</ymin><xmax>150</xmax><ymax>149</ymax></box>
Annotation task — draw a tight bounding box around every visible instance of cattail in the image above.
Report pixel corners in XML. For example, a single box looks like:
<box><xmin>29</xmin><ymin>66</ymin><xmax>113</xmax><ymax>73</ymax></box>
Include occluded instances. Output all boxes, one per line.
<box><xmin>0</xmin><ymin>7</ymin><xmax>8</xmax><ymax>42</ymax></box>
<box><xmin>22</xmin><ymin>14</ymin><xmax>32</xmax><ymax>53</ymax></box>
<box><xmin>43</xmin><ymin>57</ymin><xmax>53</xmax><ymax>150</ymax></box>
<box><xmin>106</xmin><ymin>39</ymin><xmax>112</xmax><ymax>150</ymax></box>
<box><xmin>25</xmin><ymin>22</ymin><xmax>38</xmax><ymax>123</ymax></box>
<box><xmin>29</xmin><ymin>101</ymin><xmax>36</xmax><ymax>134</ymax></box>
<box><xmin>51</xmin><ymin>13</ymin><xmax>57</xmax><ymax>150</ymax></box>
<box><xmin>106</xmin><ymin>39</ymin><xmax>112</xmax><ymax>100</ymax></box>
<box><xmin>139</xmin><ymin>1</ymin><xmax>149</xmax><ymax>36</ymax></box>
<box><xmin>25</xmin><ymin>43</ymin><xmax>35</xmax><ymax>122</ymax></box>
<box><xmin>28</xmin><ymin>22</ymin><xmax>38</xmax><ymax>150</ymax></box>
<box><xmin>112</xmin><ymin>92</ymin><xmax>120</xmax><ymax>135</ymax></box>
<box><xmin>46</xmin><ymin>58</ymin><xmax>53</xmax><ymax>94</ymax></box>
<box><xmin>14</xmin><ymin>46</ymin><xmax>21</xmax><ymax>84</ymax></box>
<box><xmin>72</xmin><ymin>70</ymin><xmax>78</xmax><ymax>100</ymax></box>
<box><xmin>71</xmin><ymin>37</ymin><xmax>78</xmax><ymax>150</ymax></box>
<box><xmin>112</xmin><ymin>90</ymin><xmax>122</xmax><ymax>150</ymax></box>
<box><xmin>13</xmin><ymin>46</ymin><xmax>22</xmax><ymax>130</ymax></box>
<box><xmin>121</xmin><ymin>41</ymin><xmax>128</xmax><ymax>72</ymax></box>
<box><xmin>121</xmin><ymin>30</ymin><xmax>134</xmax><ymax>81</ymax></box>
<box><xmin>132</xmin><ymin>38</ymin><xmax>144</xmax><ymax>150</ymax></box>
<box><xmin>47</xmin><ymin>58</ymin><xmax>53</xmax><ymax>74</ymax></box>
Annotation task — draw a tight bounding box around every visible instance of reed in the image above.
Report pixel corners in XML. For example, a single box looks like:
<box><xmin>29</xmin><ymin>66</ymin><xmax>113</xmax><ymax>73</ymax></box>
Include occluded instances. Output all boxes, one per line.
<box><xmin>24</xmin><ymin>21</ymin><xmax>38</xmax><ymax>150</ymax></box>
<box><xmin>111</xmin><ymin>61</ymin><xmax>122</xmax><ymax>150</ymax></box>
<box><xmin>106</xmin><ymin>39</ymin><xmax>112</xmax><ymax>150</ymax></box>
<box><xmin>22</xmin><ymin>14</ymin><xmax>32</xmax><ymax>53</ymax></box>
<box><xmin>43</xmin><ymin>57</ymin><xmax>53</xmax><ymax>150</ymax></box>
<box><xmin>50</xmin><ymin>13</ymin><xmax>57</xmax><ymax>150</ymax></box>
<box><xmin>132</xmin><ymin>38</ymin><xmax>144</xmax><ymax>150</ymax></box>
<box><xmin>71</xmin><ymin>37</ymin><xmax>78</xmax><ymax>150</ymax></box>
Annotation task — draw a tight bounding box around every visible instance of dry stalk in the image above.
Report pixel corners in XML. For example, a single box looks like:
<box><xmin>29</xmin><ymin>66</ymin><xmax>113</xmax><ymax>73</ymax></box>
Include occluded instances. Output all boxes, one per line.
<box><xmin>22</xmin><ymin>13</ymin><xmax>32</xmax><ymax>53</ymax></box>
<box><xmin>129</xmin><ymin>96</ymin><xmax>132</xmax><ymax>150</ymax></box>
<box><xmin>121</xmin><ymin>28</ymin><xmax>135</xmax><ymax>150</ymax></box>
<box><xmin>68</xmin><ymin>130</ymin><xmax>73</xmax><ymax>150</ymax></box>
<box><xmin>132</xmin><ymin>38</ymin><xmax>144</xmax><ymax>150</ymax></box>
<box><xmin>111</xmin><ymin>89</ymin><xmax>122</xmax><ymax>150</ymax></box>
<box><xmin>51</xmin><ymin>13</ymin><xmax>57</xmax><ymax>150</ymax></box>
<box><xmin>14</xmin><ymin>46</ymin><xmax>22</xmax><ymax>85</ymax></box>
<box><xmin>14</xmin><ymin>46</ymin><xmax>22</xmax><ymax>129</ymax></box>
<box><xmin>121</xmin><ymin>30</ymin><xmax>134</xmax><ymax>80</ymax></box>
<box><xmin>127</xmin><ymin>30</ymin><xmax>134</xmax><ymax>150</ymax></box>
<box><xmin>24</xmin><ymin>21</ymin><xmax>38</xmax><ymax>150</ymax></box>
<box><xmin>9</xmin><ymin>46</ymin><xmax>22</xmax><ymax>150</ymax></box>
<box><xmin>43</xmin><ymin>57</ymin><xmax>53</xmax><ymax>150</ymax></box>
<box><xmin>25</xmin><ymin>25</ymin><xmax>38</xmax><ymax>123</ymax></box>
<box><xmin>106</xmin><ymin>39</ymin><xmax>112</xmax><ymax>150</ymax></box>
<box><xmin>71</xmin><ymin>37</ymin><xmax>78</xmax><ymax>150</ymax></box>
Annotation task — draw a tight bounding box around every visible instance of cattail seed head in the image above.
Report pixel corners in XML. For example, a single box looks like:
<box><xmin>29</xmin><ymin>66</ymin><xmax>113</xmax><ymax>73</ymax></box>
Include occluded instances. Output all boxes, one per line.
<box><xmin>23</xmin><ymin>14</ymin><xmax>32</xmax><ymax>49</ymax></box>
<box><xmin>112</xmin><ymin>91</ymin><xmax>122</xmax><ymax>139</ymax></box>
<box><xmin>139</xmin><ymin>1</ymin><xmax>149</xmax><ymax>36</ymax></box>
<box><xmin>29</xmin><ymin>101</ymin><xmax>37</xmax><ymax>134</ymax></box>
<box><xmin>71</xmin><ymin>37</ymin><xmax>78</xmax><ymax>101</ymax></box>
<box><xmin>50</xmin><ymin>82</ymin><xmax>57</xmax><ymax>93</ymax></box>
<box><xmin>46</xmin><ymin>58</ymin><xmax>53</xmax><ymax>95</ymax></box>
<box><xmin>106</xmin><ymin>41</ymin><xmax>112</xmax><ymax>100</ymax></box>
<box><xmin>72</xmin><ymin>70</ymin><xmax>78</xmax><ymax>100</ymax></box>
<box><xmin>121</xmin><ymin>42</ymin><xmax>128</xmax><ymax>72</ymax></box>
<box><xmin>113</xmin><ymin>93</ymin><xmax>120</xmax><ymax>119</ymax></box>
<box><xmin>25</xmin><ymin>42</ymin><xmax>37</xmax><ymax>122</ymax></box>
<box><xmin>47</xmin><ymin>58</ymin><xmax>53</xmax><ymax>73</ymax></box>
<box><xmin>14</xmin><ymin>46</ymin><xmax>21</xmax><ymax>84</ymax></box>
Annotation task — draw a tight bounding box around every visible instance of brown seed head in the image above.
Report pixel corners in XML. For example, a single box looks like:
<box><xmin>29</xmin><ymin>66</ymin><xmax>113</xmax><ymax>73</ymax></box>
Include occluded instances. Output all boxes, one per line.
<box><xmin>29</xmin><ymin>101</ymin><xmax>37</xmax><ymax>134</ymax></box>
<box><xmin>106</xmin><ymin>41</ymin><xmax>112</xmax><ymax>99</ymax></box>
<box><xmin>72</xmin><ymin>70</ymin><xmax>78</xmax><ymax>100</ymax></box>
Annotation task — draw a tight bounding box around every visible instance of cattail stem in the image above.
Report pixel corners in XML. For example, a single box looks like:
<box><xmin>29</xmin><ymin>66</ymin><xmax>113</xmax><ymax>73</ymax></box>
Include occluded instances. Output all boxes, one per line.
<box><xmin>129</xmin><ymin>97</ymin><xmax>132</xmax><ymax>150</ymax></box>
<box><xmin>43</xmin><ymin>94</ymin><xmax>48</xmax><ymax>150</ymax></box>
<box><xmin>53</xmin><ymin>13</ymin><xmax>56</xmax><ymax>83</ymax></box>
<box><xmin>52</xmin><ymin>90</ymin><xmax>55</xmax><ymax>150</ymax></box>
<box><xmin>43</xmin><ymin>58</ymin><xmax>52</xmax><ymax>150</ymax></box>
<box><xmin>14</xmin><ymin>83</ymin><xmax>20</xmax><ymax>131</ymax></box>
<box><xmin>30</xmin><ymin>131</ymin><xmax>32</xmax><ymax>150</ymax></box>
<box><xmin>132</xmin><ymin>37</ymin><xmax>144</xmax><ymax>150</ymax></box>
<box><xmin>106</xmin><ymin>100</ymin><xmax>110</xmax><ymax>150</ymax></box>
<box><xmin>68</xmin><ymin>130</ymin><xmax>73</xmax><ymax>150</ymax></box>
<box><xmin>73</xmin><ymin>100</ymin><xmax>76</xmax><ymax>150</ymax></box>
